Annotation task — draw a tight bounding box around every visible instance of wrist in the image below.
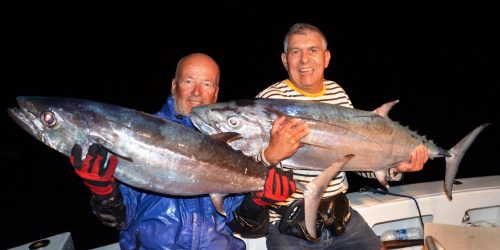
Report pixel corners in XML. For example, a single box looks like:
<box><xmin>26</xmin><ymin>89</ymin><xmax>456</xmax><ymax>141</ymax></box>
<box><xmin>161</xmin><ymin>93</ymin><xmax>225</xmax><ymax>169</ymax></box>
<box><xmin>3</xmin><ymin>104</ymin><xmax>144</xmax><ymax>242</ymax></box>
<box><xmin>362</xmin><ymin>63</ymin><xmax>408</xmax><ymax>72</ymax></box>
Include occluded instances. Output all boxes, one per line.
<box><xmin>84</xmin><ymin>179</ymin><xmax>116</xmax><ymax>196</ymax></box>
<box><xmin>252</xmin><ymin>199</ymin><xmax>270</xmax><ymax>207</ymax></box>
<box><xmin>262</xmin><ymin>148</ymin><xmax>279</xmax><ymax>166</ymax></box>
<box><xmin>251</xmin><ymin>191</ymin><xmax>271</xmax><ymax>207</ymax></box>
<box><xmin>91</xmin><ymin>185</ymin><xmax>122</xmax><ymax>205</ymax></box>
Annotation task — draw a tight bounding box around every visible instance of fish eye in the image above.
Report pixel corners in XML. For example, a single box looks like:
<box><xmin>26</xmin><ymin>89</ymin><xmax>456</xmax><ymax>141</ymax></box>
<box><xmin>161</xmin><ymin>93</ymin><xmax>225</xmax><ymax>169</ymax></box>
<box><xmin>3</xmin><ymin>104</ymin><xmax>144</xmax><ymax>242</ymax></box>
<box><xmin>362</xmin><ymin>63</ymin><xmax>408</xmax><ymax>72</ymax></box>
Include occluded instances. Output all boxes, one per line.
<box><xmin>227</xmin><ymin>116</ymin><xmax>240</xmax><ymax>128</ymax></box>
<box><xmin>41</xmin><ymin>111</ymin><xmax>57</xmax><ymax>127</ymax></box>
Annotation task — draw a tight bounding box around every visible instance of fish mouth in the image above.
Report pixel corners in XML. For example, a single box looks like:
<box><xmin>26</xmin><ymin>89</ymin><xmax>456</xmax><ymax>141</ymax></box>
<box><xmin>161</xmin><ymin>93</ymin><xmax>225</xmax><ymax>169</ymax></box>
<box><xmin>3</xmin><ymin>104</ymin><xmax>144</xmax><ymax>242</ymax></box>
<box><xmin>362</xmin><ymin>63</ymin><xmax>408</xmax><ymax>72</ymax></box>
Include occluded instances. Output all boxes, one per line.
<box><xmin>8</xmin><ymin>97</ymin><xmax>43</xmax><ymax>141</ymax></box>
<box><xmin>190</xmin><ymin>112</ymin><xmax>219</xmax><ymax>135</ymax></box>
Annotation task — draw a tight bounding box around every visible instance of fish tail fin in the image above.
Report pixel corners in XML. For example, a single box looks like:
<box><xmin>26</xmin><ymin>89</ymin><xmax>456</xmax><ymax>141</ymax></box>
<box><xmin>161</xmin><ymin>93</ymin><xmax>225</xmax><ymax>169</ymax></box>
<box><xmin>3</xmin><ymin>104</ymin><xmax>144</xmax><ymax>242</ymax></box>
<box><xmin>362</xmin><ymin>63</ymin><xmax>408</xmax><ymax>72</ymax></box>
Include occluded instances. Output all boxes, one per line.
<box><xmin>444</xmin><ymin>123</ymin><xmax>492</xmax><ymax>200</ymax></box>
<box><xmin>303</xmin><ymin>154</ymin><xmax>354</xmax><ymax>239</ymax></box>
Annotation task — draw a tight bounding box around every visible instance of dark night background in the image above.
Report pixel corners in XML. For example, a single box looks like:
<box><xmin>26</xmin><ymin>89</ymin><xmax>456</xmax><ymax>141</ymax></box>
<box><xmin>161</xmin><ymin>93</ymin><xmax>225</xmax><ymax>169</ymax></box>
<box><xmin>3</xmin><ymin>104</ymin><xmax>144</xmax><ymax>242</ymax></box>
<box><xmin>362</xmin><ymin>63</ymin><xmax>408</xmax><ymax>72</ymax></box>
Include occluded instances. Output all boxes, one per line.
<box><xmin>2</xmin><ymin>3</ymin><xmax>499</xmax><ymax>249</ymax></box>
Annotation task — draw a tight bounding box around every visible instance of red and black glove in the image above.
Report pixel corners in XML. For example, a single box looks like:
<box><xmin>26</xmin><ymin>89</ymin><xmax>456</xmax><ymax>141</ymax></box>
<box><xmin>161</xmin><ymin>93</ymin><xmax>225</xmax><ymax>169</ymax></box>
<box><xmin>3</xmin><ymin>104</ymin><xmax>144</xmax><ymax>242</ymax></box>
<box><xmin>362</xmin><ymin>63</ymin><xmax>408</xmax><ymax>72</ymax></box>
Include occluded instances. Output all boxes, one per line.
<box><xmin>70</xmin><ymin>143</ymin><xmax>118</xmax><ymax>197</ymax></box>
<box><xmin>252</xmin><ymin>166</ymin><xmax>296</xmax><ymax>207</ymax></box>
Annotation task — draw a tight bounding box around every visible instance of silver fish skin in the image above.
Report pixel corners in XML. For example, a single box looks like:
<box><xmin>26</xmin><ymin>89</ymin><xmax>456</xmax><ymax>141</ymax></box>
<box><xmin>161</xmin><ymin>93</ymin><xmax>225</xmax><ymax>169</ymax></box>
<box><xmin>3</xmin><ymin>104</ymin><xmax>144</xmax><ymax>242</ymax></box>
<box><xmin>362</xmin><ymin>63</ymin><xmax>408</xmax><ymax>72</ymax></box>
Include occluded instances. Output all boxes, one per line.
<box><xmin>190</xmin><ymin>98</ymin><xmax>491</xmax><ymax>200</ymax></box>
<box><xmin>8</xmin><ymin>96</ymin><xmax>272</xmax><ymax>215</ymax></box>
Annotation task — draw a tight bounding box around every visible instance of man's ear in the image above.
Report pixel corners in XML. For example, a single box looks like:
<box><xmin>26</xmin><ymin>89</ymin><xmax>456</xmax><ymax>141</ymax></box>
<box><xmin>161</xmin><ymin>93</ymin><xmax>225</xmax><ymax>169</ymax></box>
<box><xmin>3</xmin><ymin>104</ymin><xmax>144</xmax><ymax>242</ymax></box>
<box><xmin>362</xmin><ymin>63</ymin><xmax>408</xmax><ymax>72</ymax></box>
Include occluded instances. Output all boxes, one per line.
<box><xmin>213</xmin><ymin>86</ymin><xmax>219</xmax><ymax>102</ymax></box>
<box><xmin>281</xmin><ymin>52</ymin><xmax>288</xmax><ymax>71</ymax></box>
<box><xmin>171</xmin><ymin>78</ymin><xmax>177</xmax><ymax>94</ymax></box>
<box><xmin>324</xmin><ymin>50</ymin><xmax>331</xmax><ymax>68</ymax></box>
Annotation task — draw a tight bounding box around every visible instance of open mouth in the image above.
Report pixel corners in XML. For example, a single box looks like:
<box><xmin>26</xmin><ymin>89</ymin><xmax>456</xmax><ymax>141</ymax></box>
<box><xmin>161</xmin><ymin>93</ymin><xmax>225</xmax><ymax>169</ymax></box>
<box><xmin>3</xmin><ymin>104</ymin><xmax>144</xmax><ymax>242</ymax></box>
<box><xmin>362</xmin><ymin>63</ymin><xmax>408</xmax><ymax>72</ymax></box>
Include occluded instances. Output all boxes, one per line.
<box><xmin>190</xmin><ymin>113</ymin><xmax>218</xmax><ymax>135</ymax></box>
<box><xmin>8</xmin><ymin>101</ymin><xmax>42</xmax><ymax>141</ymax></box>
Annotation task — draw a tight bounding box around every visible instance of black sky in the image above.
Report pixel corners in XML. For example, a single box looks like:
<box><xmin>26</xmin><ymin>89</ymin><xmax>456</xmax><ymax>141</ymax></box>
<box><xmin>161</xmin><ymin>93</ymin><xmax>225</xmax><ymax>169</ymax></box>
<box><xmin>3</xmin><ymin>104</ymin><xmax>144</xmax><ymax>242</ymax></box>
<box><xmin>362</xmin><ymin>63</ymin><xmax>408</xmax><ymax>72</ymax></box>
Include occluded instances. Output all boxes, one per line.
<box><xmin>2</xmin><ymin>3</ymin><xmax>499</xmax><ymax>249</ymax></box>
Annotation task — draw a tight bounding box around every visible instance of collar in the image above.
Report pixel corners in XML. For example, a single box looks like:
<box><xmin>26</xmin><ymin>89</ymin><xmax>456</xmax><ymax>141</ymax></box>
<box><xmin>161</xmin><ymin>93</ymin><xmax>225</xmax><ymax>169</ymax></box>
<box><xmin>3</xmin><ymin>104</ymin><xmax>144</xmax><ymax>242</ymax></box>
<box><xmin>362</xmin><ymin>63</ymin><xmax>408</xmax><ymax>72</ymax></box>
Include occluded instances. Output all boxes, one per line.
<box><xmin>284</xmin><ymin>79</ymin><xmax>326</xmax><ymax>97</ymax></box>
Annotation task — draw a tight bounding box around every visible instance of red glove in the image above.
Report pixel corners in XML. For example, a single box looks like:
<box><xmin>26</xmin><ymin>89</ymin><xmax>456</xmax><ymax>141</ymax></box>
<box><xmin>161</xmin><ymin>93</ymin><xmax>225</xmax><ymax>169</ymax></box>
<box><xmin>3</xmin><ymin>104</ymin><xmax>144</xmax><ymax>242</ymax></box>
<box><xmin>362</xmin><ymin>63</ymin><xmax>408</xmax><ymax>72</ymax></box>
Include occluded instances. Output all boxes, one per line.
<box><xmin>252</xmin><ymin>167</ymin><xmax>296</xmax><ymax>207</ymax></box>
<box><xmin>70</xmin><ymin>143</ymin><xmax>118</xmax><ymax>197</ymax></box>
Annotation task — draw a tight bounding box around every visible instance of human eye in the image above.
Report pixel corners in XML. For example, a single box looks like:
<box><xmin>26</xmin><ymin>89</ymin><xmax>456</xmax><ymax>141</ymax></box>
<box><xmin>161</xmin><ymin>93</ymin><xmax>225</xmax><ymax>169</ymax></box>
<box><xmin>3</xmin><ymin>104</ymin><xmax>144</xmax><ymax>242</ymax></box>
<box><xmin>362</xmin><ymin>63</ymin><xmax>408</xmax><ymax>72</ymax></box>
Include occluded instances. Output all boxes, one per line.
<box><xmin>309</xmin><ymin>47</ymin><xmax>319</xmax><ymax>54</ymax></box>
<box><xmin>289</xmin><ymin>49</ymin><xmax>302</xmax><ymax>56</ymax></box>
<box><xmin>203</xmin><ymin>81</ymin><xmax>214</xmax><ymax>89</ymax></box>
<box><xmin>181</xmin><ymin>79</ymin><xmax>193</xmax><ymax>85</ymax></box>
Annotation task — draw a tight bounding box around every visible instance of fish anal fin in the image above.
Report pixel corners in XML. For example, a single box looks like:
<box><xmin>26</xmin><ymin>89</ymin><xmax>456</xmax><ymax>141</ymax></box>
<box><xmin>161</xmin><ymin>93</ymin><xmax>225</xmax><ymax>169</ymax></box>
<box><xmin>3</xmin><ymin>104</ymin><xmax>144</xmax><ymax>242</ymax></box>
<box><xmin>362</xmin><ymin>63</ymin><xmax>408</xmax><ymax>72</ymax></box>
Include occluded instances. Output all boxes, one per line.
<box><xmin>373</xmin><ymin>100</ymin><xmax>399</xmax><ymax>117</ymax></box>
<box><xmin>210</xmin><ymin>193</ymin><xmax>226</xmax><ymax>216</ymax></box>
<box><xmin>303</xmin><ymin>154</ymin><xmax>355</xmax><ymax>239</ymax></box>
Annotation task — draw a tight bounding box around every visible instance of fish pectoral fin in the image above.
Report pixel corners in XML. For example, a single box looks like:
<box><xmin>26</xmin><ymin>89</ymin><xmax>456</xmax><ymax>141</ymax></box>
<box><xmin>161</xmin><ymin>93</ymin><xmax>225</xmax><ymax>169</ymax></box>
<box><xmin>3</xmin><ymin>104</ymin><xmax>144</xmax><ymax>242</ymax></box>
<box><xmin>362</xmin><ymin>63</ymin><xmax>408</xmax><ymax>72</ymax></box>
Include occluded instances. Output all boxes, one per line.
<box><xmin>209</xmin><ymin>132</ymin><xmax>243</xmax><ymax>144</ymax></box>
<box><xmin>303</xmin><ymin>154</ymin><xmax>355</xmax><ymax>239</ymax></box>
<box><xmin>210</xmin><ymin>193</ymin><xmax>227</xmax><ymax>216</ymax></box>
<box><xmin>97</xmin><ymin>140</ymin><xmax>133</xmax><ymax>162</ymax></box>
<box><xmin>373</xmin><ymin>100</ymin><xmax>399</xmax><ymax>117</ymax></box>
<box><xmin>374</xmin><ymin>169</ymin><xmax>389</xmax><ymax>189</ymax></box>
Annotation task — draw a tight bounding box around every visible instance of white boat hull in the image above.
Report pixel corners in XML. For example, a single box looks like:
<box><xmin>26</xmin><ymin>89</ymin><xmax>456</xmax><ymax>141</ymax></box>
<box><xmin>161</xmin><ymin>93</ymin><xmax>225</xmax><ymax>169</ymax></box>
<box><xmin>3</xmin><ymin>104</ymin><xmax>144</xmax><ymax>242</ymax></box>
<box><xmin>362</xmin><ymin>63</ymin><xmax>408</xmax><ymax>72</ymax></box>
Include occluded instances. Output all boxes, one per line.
<box><xmin>10</xmin><ymin>176</ymin><xmax>500</xmax><ymax>250</ymax></box>
<box><xmin>244</xmin><ymin>175</ymin><xmax>500</xmax><ymax>250</ymax></box>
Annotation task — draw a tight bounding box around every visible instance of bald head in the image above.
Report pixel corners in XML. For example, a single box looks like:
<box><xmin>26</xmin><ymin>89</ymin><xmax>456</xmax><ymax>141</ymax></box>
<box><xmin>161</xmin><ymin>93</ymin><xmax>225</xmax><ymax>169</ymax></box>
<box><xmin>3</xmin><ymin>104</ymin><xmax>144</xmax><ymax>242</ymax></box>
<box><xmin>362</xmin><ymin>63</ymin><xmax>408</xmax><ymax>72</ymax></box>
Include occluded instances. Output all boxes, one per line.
<box><xmin>175</xmin><ymin>53</ymin><xmax>220</xmax><ymax>82</ymax></box>
<box><xmin>171</xmin><ymin>53</ymin><xmax>220</xmax><ymax>116</ymax></box>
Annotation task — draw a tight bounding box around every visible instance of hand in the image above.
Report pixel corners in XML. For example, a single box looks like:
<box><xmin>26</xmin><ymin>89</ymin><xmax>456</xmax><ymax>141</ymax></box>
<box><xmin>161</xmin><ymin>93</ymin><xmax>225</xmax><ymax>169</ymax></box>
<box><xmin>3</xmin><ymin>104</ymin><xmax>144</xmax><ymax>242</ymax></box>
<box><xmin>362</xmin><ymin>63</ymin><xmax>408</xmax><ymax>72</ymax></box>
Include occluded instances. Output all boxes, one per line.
<box><xmin>394</xmin><ymin>144</ymin><xmax>429</xmax><ymax>173</ymax></box>
<box><xmin>264</xmin><ymin>116</ymin><xmax>309</xmax><ymax>165</ymax></box>
<box><xmin>252</xmin><ymin>166</ymin><xmax>296</xmax><ymax>207</ymax></box>
<box><xmin>70</xmin><ymin>143</ymin><xmax>118</xmax><ymax>196</ymax></box>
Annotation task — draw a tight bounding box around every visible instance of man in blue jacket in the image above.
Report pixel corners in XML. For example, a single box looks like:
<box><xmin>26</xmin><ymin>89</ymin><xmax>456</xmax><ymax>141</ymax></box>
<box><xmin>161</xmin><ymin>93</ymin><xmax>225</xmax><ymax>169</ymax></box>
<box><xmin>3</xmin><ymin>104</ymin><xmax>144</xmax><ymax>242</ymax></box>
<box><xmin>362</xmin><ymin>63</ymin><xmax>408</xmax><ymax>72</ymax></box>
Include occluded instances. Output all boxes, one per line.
<box><xmin>69</xmin><ymin>53</ymin><xmax>295</xmax><ymax>249</ymax></box>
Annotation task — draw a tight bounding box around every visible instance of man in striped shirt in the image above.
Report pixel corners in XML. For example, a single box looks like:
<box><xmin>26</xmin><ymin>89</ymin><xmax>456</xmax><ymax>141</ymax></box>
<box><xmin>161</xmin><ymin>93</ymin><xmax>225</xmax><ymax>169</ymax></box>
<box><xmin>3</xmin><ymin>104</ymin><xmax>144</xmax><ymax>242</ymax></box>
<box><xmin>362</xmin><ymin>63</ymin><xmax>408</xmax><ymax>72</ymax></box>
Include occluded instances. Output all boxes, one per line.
<box><xmin>255</xmin><ymin>23</ymin><xmax>428</xmax><ymax>250</ymax></box>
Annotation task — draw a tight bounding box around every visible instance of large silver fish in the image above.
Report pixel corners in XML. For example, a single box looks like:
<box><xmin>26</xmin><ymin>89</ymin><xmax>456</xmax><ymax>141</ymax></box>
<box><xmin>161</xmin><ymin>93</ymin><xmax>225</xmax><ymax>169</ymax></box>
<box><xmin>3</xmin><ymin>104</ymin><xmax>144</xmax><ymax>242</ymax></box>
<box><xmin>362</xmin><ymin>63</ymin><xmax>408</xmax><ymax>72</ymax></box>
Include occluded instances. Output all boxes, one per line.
<box><xmin>7</xmin><ymin>96</ymin><xmax>272</xmax><ymax>214</ymax></box>
<box><xmin>190</xmin><ymin>98</ymin><xmax>491</xmax><ymax>201</ymax></box>
<box><xmin>8</xmin><ymin>96</ymin><xmax>345</xmax><ymax>237</ymax></box>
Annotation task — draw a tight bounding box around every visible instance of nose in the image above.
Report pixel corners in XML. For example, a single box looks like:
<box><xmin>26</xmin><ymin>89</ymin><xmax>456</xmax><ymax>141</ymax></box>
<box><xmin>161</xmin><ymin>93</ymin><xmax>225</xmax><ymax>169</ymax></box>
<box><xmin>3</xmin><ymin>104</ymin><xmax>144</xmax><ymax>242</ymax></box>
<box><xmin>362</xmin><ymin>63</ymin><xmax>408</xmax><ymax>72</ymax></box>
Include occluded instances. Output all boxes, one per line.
<box><xmin>192</xmin><ymin>83</ymin><xmax>202</xmax><ymax>96</ymax></box>
<box><xmin>300</xmin><ymin>52</ymin><xmax>310</xmax><ymax>63</ymax></box>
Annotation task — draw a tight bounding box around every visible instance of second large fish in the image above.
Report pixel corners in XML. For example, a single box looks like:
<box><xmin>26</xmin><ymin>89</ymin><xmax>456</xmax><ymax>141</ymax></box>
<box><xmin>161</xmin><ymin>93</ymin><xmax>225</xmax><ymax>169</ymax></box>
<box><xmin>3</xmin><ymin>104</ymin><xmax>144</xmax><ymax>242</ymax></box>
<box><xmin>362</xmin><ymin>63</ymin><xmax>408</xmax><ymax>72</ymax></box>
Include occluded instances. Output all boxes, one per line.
<box><xmin>190</xmin><ymin>98</ymin><xmax>491</xmax><ymax>201</ymax></box>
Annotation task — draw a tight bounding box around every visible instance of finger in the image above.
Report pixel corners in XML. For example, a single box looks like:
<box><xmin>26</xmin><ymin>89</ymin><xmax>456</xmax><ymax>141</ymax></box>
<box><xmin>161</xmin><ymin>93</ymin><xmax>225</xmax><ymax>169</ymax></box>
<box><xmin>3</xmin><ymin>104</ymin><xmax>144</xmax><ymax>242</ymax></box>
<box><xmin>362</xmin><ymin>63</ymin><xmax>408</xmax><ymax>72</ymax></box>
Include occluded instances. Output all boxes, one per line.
<box><xmin>294</xmin><ymin>124</ymin><xmax>310</xmax><ymax>141</ymax></box>
<box><xmin>87</xmin><ymin>143</ymin><xmax>100</xmax><ymax>157</ymax></box>
<box><xmin>70</xmin><ymin>144</ymin><xmax>83</xmax><ymax>168</ymax></box>
<box><xmin>414</xmin><ymin>146</ymin><xmax>426</xmax><ymax>170</ymax></box>
<box><xmin>266</xmin><ymin>167</ymin><xmax>276</xmax><ymax>188</ymax></box>
<box><xmin>422</xmin><ymin>146</ymin><xmax>429</xmax><ymax>164</ymax></box>
<box><xmin>280</xmin><ymin>117</ymin><xmax>300</xmax><ymax>131</ymax></box>
<box><xmin>412</xmin><ymin>150</ymin><xmax>421</xmax><ymax>170</ymax></box>
<box><xmin>271</xmin><ymin>116</ymin><xmax>287</xmax><ymax>134</ymax></box>
<box><xmin>86</xmin><ymin>144</ymin><xmax>103</xmax><ymax>173</ymax></box>
<box><xmin>289</xmin><ymin>179</ymin><xmax>296</xmax><ymax>194</ymax></box>
<box><xmin>279</xmin><ymin>168</ymin><xmax>296</xmax><ymax>194</ymax></box>
<box><xmin>281</xmin><ymin>173</ymin><xmax>291</xmax><ymax>196</ymax></box>
<box><xmin>96</xmin><ymin>146</ymin><xmax>110</xmax><ymax>176</ymax></box>
<box><xmin>103</xmin><ymin>155</ymin><xmax>119</xmax><ymax>178</ymax></box>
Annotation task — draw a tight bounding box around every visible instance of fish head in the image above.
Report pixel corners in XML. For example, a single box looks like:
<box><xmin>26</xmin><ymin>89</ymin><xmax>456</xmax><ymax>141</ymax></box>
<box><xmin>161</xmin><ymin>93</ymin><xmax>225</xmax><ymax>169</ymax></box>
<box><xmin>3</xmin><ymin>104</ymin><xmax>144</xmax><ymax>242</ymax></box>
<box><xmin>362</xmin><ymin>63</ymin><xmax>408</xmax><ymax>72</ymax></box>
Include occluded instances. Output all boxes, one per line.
<box><xmin>191</xmin><ymin>99</ymin><xmax>280</xmax><ymax>157</ymax></box>
<box><xmin>8</xmin><ymin>96</ymin><xmax>99</xmax><ymax>157</ymax></box>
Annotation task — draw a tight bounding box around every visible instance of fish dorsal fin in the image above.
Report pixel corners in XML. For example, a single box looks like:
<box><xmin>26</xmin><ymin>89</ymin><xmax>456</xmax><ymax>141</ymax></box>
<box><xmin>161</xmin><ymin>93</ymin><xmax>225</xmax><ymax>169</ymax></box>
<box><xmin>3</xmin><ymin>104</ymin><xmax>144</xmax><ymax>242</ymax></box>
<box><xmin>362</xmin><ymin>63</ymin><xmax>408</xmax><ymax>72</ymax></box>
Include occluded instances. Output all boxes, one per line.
<box><xmin>209</xmin><ymin>132</ymin><xmax>243</xmax><ymax>144</ymax></box>
<box><xmin>373</xmin><ymin>100</ymin><xmax>399</xmax><ymax>117</ymax></box>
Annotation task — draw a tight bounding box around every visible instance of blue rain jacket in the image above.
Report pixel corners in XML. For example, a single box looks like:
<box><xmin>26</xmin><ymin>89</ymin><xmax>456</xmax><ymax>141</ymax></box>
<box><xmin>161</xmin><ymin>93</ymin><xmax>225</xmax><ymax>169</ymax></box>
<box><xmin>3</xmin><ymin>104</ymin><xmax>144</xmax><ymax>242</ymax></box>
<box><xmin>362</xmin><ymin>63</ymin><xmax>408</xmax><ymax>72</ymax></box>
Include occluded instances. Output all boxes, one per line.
<box><xmin>118</xmin><ymin>96</ymin><xmax>246</xmax><ymax>250</ymax></box>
